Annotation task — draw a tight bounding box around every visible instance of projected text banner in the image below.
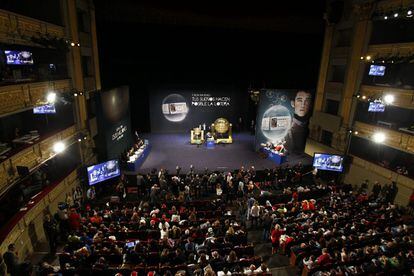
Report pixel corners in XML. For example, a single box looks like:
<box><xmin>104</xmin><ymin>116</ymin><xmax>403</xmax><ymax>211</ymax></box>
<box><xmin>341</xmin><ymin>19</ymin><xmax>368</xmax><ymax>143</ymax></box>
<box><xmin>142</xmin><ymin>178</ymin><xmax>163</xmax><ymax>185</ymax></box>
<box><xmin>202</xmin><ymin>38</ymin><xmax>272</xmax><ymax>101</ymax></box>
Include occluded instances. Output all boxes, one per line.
<box><xmin>150</xmin><ymin>87</ymin><xmax>245</xmax><ymax>133</ymax></box>
<box><xmin>254</xmin><ymin>89</ymin><xmax>313</xmax><ymax>153</ymax></box>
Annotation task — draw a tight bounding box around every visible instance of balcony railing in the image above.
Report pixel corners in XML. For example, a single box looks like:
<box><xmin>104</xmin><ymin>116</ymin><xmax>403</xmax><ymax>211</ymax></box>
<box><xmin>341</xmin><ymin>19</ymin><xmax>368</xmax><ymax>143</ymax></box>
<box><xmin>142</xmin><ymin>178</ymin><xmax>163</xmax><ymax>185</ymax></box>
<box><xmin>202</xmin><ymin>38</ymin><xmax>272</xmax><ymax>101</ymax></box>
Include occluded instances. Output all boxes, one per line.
<box><xmin>0</xmin><ymin>79</ymin><xmax>71</xmax><ymax>118</ymax></box>
<box><xmin>0</xmin><ymin>9</ymin><xmax>65</xmax><ymax>46</ymax></box>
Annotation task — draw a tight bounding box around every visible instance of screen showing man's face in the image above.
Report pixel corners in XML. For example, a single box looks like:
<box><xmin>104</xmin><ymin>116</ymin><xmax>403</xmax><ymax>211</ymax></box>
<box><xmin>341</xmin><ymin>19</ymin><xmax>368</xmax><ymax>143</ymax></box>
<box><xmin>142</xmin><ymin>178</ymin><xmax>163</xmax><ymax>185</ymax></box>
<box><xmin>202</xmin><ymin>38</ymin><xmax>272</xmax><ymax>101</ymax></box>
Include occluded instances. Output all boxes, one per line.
<box><xmin>291</xmin><ymin>91</ymin><xmax>312</xmax><ymax>117</ymax></box>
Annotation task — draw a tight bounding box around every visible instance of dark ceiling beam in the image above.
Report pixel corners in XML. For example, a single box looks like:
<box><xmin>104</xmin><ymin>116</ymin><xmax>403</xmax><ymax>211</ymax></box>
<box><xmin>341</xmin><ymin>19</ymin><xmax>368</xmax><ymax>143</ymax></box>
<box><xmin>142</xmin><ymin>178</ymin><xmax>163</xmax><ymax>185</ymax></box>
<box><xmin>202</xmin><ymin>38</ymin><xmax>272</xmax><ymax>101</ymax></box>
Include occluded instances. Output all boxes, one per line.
<box><xmin>96</xmin><ymin>3</ymin><xmax>324</xmax><ymax>34</ymax></box>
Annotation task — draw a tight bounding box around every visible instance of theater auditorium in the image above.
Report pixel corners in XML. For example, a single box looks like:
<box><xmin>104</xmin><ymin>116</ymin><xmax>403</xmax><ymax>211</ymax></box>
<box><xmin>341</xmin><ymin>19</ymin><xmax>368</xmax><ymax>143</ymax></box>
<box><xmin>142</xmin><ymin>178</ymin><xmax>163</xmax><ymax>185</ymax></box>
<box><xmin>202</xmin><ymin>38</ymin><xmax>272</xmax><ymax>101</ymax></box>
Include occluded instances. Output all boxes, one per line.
<box><xmin>0</xmin><ymin>1</ymin><xmax>413</xmax><ymax>276</ymax></box>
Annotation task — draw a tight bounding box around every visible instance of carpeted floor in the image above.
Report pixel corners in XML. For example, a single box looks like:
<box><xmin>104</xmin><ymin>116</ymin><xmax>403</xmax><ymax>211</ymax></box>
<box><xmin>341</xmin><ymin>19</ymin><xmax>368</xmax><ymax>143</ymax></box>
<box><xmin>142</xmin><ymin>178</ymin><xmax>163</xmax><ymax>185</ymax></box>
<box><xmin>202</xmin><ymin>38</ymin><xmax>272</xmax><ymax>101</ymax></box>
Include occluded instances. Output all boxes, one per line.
<box><xmin>135</xmin><ymin>133</ymin><xmax>312</xmax><ymax>174</ymax></box>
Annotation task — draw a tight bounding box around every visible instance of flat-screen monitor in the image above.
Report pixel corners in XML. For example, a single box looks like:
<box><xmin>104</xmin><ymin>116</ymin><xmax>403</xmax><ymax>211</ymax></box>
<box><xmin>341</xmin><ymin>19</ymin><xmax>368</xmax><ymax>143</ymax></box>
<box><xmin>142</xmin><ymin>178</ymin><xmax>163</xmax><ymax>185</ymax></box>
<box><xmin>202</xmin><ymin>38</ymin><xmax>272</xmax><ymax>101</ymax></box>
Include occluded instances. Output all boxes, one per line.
<box><xmin>4</xmin><ymin>50</ymin><xmax>34</xmax><ymax>65</ymax></box>
<box><xmin>33</xmin><ymin>104</ymin><xmax>56</xmax><ymax>114</ymax></box>
<box><xmin>368</xmin><ymin>65</ymin><xmax>386</xmax><ymax>76</ymax></box>
<box><xmin>87</xmin><ymin>159</ymin><xmax>120</xmax><ymax>186</ymax></box>
<box><xmin>368</xmin><ymin>101</ymin><xmax>385</xmax><ymax>112</ymax></box>
<box><xmin>313</xmin><ymin>153</ymin><xmax>344</xmax><ymax>172</ymax></box>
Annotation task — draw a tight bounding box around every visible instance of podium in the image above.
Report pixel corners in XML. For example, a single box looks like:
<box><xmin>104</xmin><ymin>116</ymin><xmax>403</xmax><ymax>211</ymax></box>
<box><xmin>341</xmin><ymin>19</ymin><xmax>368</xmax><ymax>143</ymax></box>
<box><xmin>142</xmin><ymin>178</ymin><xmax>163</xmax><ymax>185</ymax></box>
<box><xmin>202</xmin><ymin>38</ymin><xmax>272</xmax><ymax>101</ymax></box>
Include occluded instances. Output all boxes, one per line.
<box><xmin>206</xmin><ymin>137</ymin><xmax>215</xmax><ymax>149</ymax></box>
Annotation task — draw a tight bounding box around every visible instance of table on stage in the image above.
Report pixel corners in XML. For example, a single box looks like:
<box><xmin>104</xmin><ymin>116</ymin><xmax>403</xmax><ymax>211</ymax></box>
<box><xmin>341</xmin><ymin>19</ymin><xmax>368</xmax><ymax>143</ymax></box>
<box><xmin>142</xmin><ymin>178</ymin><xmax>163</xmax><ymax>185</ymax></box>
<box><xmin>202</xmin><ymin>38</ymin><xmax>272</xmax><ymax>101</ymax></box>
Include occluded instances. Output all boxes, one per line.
<box><xmin>261</xmin><ymin>147</ymin><xmax>286</xmax><ymax>165</ymax></box>
<box><xmin>126</xmin><ymin>140</ymin><xmax>151</xmax><ymax>171</ymax></box>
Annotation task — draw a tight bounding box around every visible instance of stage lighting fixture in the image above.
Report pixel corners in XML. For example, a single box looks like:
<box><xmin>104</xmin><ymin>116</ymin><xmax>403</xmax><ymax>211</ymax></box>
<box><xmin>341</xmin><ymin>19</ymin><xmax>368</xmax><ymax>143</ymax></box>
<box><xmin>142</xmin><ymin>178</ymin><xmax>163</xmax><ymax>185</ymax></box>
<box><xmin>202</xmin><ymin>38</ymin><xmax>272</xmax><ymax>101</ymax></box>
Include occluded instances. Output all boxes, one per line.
<box><xmin>383</xmin><ymin>94</ymin><xmax>394</xmax><ymax>104</ymax></box>
<box><xmin>77</xmin><ymin>43</ymin><xmax>80</xmax><ymax>47</ymax></box>
<box><xmin>70</xmin><ymin>42</ymin><xmax>75</xmax><ymax>47</ymax></box>
<box><xmin>360</xmin><ymin>56</ymin><xmax>364</xmax><ymax>60</ymax></box>
<box><xmin>372</xmin><ymin>132</ymin><xmax>386</xmax><ymax>143</ymax></box>
<box><xmin>394</xmin><ymin>13</ymin><xmax>399</xmax><ymax>17</ymax></box>
<box><xmin>74</xmin><ymin>93</ymin><xmax>78</xmax><ymax>97</ymax></box>
<box><xmin>46</xmin><ymin>92</ymin><xmax>57</xmax><ymax>103</ymax></box>
<box><xmin>354</xmin><ymin>131</ymin><xmax>359</xmax><ymax>135</ymax></box>
<box><xmin>362</xmin><ymin>95</ymin><xmax>367</xmax><ymax>100</ymax></box>
<box><xmin>356</xmin><ymin>93</ymin><xmax>361</xmax><ymax>98</ymax></box>
<box><xmin>384</xmin><ymin>15</ymin><xmax>388</xmax><ymax>19</ymax></box>
<box><xmin>53</xmin><ymin>142</ymin><xmax>66</xmax><ymax>153</ymax></box>
<box><xmin>407</xmin><ymin>10</ymin><xmax>413</xmax><ymax>16</ymax></box>
<box><xmin>78</xmin><ymin>138</ymin><xmax>82</xmax><ymax>142</ymax></box>
<box><xmin>366</xmin><ymin>56</ymin><xmax>371</xmax><ymax>61</ymax></box>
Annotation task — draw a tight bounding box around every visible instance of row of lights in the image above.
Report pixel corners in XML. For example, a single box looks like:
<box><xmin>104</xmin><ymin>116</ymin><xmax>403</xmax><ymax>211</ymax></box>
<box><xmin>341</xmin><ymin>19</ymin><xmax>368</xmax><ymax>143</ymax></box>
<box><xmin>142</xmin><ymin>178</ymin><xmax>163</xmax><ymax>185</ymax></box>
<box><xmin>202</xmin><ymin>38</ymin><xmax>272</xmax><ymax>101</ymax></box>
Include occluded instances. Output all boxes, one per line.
<box><xmin>46</xmin><ymin>90</ymin><xmax>86</xmax><ymax>104</ymax></box>
<box><xmin>355</xmin><ymin>93</ymin><xmax>395</xmax><ymax>105</ymax></box>
<box><xmin>53</xmin><ymin>134</ymin><xmax>88</xmax><ymax>154</ymax></box>
<box><xmin>348</xmin><ymin>129</ymin><xmax>386</xmax><ymax>144</ymax></box>
<box><xmin>381</xmin><ymin>9</ymin><xmax>413</xmax><ymax>20</ymax></box>
<box><xmin>360</xmin><ymin>55</ymin><xmax>414</xmax><ymax>64</ymax></box>
<box><xmin>65</xmin><ymin>40</ymin><xmax>81</xmax><ymax>47</ymax></box>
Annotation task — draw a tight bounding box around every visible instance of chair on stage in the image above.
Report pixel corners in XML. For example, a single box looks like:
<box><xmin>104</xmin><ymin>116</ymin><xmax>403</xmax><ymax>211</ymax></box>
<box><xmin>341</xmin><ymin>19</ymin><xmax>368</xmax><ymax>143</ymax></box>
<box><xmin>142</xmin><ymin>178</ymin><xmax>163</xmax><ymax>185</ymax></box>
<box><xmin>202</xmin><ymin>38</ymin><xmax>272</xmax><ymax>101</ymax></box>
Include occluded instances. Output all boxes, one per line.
<box><xmin>190</xmin><ymin>127</ymin><xmax>204</xmax><ymax>144</ymax></box>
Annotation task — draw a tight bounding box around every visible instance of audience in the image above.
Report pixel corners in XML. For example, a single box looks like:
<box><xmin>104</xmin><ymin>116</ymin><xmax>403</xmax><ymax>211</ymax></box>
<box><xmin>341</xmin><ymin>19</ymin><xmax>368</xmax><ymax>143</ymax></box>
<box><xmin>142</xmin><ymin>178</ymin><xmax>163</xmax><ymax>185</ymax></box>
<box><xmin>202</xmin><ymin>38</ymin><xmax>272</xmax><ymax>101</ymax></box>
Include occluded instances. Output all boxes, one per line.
<box><xmin>2</xmin><ymin>162</ymin><xmax>413</xmax><ymax>275</ymax></box>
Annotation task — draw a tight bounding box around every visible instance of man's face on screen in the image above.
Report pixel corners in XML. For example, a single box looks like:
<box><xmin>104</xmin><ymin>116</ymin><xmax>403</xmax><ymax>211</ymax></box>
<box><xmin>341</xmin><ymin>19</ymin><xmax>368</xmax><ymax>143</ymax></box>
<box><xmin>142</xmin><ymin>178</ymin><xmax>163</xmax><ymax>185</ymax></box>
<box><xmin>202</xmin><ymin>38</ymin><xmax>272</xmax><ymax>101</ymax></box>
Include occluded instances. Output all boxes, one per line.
<box><xmin>291</xmin><ymin>91</ymin><xmax>312</xmax><ymax>117</ymax></box>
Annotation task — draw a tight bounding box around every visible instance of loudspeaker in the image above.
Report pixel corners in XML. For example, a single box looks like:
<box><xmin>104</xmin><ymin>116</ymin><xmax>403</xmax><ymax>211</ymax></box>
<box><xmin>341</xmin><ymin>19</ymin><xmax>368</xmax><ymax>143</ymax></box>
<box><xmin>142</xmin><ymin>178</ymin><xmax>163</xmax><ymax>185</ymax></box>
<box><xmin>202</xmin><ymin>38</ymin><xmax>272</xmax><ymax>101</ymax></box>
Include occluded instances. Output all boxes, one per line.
<box><xmin>16</xmin><ymin>165</ymin><xmax>30</xmax><ymax>177</ymax></box>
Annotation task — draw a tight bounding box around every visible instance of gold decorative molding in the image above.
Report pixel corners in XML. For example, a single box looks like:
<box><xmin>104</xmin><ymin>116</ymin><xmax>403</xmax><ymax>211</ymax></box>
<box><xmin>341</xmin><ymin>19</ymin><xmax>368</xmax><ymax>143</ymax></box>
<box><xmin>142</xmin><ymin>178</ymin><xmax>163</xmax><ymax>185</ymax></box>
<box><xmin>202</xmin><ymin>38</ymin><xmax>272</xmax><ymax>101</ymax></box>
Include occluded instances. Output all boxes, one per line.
<box><xmin>325</xmin><ymin>82</ymin><xmax>344</xmax><ymax>94</ymax></box>
<box><xmin>353</xmin><ymin>121</ymin><xmax>414</xmax><ymax>154</ymax></box>
<box><xmin>359</xmin><ymin>85</ymin><xmax>414</xmax><ymax>109</ymax></box>
<box><xmin>353</xmin><ymin>2</ymin><xmax>376</xmax><ymax>21</ymax></box>
<box><xmin>0</xmin><ymin>79</ymin><xmax>71</xmax><ymax>117</ymax></box>
<box><xmin>331</xmin><ymin>47</ymin><xmax>350</xmax><ymax>58</ymax></box>
<box><xmin>375</xmin><ymin>0</ymin><xmax>414</xmax><ymax>12</ymax></box>
<box><xmin>0</xmin><ymin>9</ymin><xmax>65</xmax><ymax>46</ymax></box>
<box><xmin>367</xmin><ymin>42</ymin><xmax>414</xmax><ymax>57</ymax></box>
<box><xmin>83</xmin><ymin>77</ymin><xmax>96</xmax><ymax>92</ymax></box>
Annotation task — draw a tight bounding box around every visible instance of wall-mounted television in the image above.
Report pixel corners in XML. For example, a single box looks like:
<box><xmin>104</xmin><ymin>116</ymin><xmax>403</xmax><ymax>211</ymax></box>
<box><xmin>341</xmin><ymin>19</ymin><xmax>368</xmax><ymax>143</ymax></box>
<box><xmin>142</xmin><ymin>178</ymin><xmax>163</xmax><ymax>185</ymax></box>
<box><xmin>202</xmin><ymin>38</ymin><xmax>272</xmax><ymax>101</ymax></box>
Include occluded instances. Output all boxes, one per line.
<box><xmin>33</xmin><ymin>104</ymin><xmax>56</xmax><ymax>114</ymax></box>
<box><xmin>368</xmin><ymin>65</ymin><xmax>386</xmax><ymax>76</ymax></box>
<box><xmin>313</xmin><ymin>153</ymin><xmax>344</xmax><ymax>172</ymax></box>
<box><xmin>87</xmin><ymin>159</ymin><xmax>120</xmax><ymax>186</ymax></box>
<box><xmin>368</xmin><ymin>101</ymin><xmax>385</xmax><ymax>112</ymax></box>
<box><xmin>4</xmin><ymin>50</ymin><xmax>34</xmax><ymax>65</ymax></box>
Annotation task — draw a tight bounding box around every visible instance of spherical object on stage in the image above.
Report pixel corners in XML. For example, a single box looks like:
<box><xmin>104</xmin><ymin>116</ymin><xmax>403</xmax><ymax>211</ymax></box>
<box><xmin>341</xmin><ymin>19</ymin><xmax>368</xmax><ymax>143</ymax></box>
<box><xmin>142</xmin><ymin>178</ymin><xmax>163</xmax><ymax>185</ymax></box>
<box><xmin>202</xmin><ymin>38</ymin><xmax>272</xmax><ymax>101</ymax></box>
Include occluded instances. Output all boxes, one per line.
<box><xmin>162</xmin><ymin>94</ymin><xmax>189</xmax><ymax>122</ymax></box>
<box><xmin>214</xmin><ymin>118</ymin><xmax>230</xmax><ymax>134</ymax></box>
<box><xmin>261</xmin><ymin>105</ymin><xmax>292</xmax><ymax>142</ymax></box>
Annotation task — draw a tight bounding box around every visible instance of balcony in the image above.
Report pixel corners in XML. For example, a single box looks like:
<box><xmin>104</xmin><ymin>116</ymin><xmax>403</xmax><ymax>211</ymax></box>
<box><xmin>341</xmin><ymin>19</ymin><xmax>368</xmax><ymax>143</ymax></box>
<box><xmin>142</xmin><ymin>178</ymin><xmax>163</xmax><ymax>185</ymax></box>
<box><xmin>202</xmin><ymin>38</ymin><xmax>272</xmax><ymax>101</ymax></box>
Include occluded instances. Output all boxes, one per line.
<box><xmin>325</xmin><ymin>82</ymin><xmax>344</xmax><ymax>95</ymax></box>
<box><xmin>0</xmin><ymin>79</ymin><xmax>71</xmax><ymax>117</ymax></box>
<box><xmin>0</xmin><ymin>9</ymin><xmax>65</xmax><ymax>46</ymax></box>
<box><xmin>367</xmin><ymin>42</ymin><xmax>414</xmax><ymax>57</ymax></box>
<box><xmin>331</xmin><ymin>47</ymin><xmax>350</xmax><ymax>58</ymax></box>
<box><xmin>353</xmin><ymin>121</ymin><xmax>414</xmax><ymax>154</ymax></box>
<box><xmin>359</xmin><ymin>85</ymin><xmax>414</xmax><ymax>110</ymax></box>
<box><xmin>0</xmin><ymin>125</ymin><xmax>78</xmax><ymax>196</ymax></box>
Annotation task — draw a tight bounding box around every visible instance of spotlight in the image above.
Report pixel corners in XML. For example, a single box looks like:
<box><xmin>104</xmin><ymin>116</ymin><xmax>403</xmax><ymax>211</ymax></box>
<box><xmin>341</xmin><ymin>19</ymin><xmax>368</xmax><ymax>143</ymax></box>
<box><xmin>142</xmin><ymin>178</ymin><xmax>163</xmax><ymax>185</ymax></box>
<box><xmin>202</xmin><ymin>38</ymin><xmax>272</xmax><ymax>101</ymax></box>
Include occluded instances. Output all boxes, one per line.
<box><xmin>77</xmin><ymin>43</ymin><xmax>80</xmax><ymax>47</ymax></box>
<box><xmin>46</xmin><ymin>92</ymin><xmax>57</xmax><ymax>103</ymax></box>
<box><xmin>53</xmin><ymin>142</ymin><xmax>66</xmax><ymax>153</ymax></box>
<box><xmin>83</xmin><ymin>136</ymin><xmax>87</xmax><ymax>140</ymax></box>
<box><xmin>384</xmin><ymin>15</ymin><xmax>388</xmax><ymax>20</ymax></box>
<box><xmin>362</xmin><ymin>95</ymin><xmax>367</xmax><ymax>100</ymax></box>
<box><xmin>383</xmin><ymin>94</ymin><xmax>394</xmax><ymax>104</ymax></box>
<box><xmin>372</xmin><ymin>132</ymin><xmax>386</xmax><ymax>143</ymax></box>
<box><xmin>349</xmin><ymin>130</ymin><xmax>353</xmax><ymax>134</ymax></box>
<box><xmin>74</xmin><ymin>93</ymin><xmax>78</xmax><ymax>97</ymax></box>
<box><xmin>360</xmin><ymin>56</ymin><xmax>364</xmax><ymax>60</ymax></box>
<box><xmin>382</xmin><ymin>60</ymin><xmax>385</xmax><ymax>63</ymax></box>
<box><xmin>70</xmin><ymin>42</ymin><xmax>75</xmax><ymax>47</ymax></box>
<box><xmin>78</xmin><ymin>138</ymin><xmax>82</xmax><ymax>142</ymax></box>
<box><xmin>407</xmin><ymin>10</ymin><xmax>413</xmax><ymax>17</ymax></box>
<box><xmin>356</xmin><ymin>93</ymin><xmax>361</xmax><ymax>98</ymax></box>
<box><xmin>354</xmin><ymin>131</ymin><xmax>359</xmax><ymax>135</ymax></box>
<box><xmin>366</xmin><ymin>56</ymin><xmax>371</xmax><ymax>61</ymax></box>
<box><xmin>394</xmin><ymin>13</ymin><xmax>399</xmax><ymax>18</ymax></box>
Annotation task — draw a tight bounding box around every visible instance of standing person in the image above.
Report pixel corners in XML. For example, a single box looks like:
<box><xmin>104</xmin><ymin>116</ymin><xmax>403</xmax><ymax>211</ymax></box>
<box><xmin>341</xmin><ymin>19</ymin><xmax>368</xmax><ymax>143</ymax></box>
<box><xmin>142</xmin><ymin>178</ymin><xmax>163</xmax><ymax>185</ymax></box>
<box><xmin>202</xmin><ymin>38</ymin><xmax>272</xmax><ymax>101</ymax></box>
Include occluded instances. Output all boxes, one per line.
<box><xmin>250</xmin><ymin>202</ymin><xmax>260</xmax><ymax>228</ymax></box>
<box><xmin>250</xmin><ymin>120</ymin><xmax>255</xmax><ymax>135</ymax></box>
<box><xmin>271</xmin><ymin>224</ymin><xmax>284</xmax><ymax>254</ymax></box>
<box><xmin>262</xmin><ymin>213</ymin><xmax>272</xmax><ymax>241</ymax></box>
<box><xmin>86</xmin><ymin>186</ymin><xmax>96</xmax><ymax>202</ymax></box>
<box><xmin>43</xmin><ymin>214</ymin><xmax>58</xmax><ymax>253</ymax></box>
<box><xmin>3</xmin><ymin>244</ymin><xmax>19</xmax><ymax>276</ymax></box>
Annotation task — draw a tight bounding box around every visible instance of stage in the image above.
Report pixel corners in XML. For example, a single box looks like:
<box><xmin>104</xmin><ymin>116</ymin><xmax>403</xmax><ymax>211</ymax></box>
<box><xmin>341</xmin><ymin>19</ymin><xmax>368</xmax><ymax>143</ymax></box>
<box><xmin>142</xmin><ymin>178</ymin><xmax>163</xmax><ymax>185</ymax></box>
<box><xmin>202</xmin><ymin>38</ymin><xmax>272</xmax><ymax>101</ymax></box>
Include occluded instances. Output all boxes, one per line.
<box><xmin>130</xmin><ymin>133</ymin><xmax>311</xmax><ymax>173</ymax></box>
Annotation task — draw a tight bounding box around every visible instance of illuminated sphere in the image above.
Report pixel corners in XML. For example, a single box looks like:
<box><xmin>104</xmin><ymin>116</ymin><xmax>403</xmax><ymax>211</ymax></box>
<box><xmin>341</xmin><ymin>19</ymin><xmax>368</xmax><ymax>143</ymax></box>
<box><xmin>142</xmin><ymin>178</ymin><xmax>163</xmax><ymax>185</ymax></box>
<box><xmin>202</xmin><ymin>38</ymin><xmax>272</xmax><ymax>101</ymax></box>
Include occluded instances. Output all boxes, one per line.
<box><xmin>162</xmin><ymin>94</ymin><xmax>189</xmax><ymax>122</ymax></box>
<box><xmin>214</xmin><ymin>118</ymin><xmax>230</xmax><ymax>134</ymax></box>
<box><xmin>261</xmin><ymin>105</ymin><xmax>292</xmax><ymax>142</ymax></box>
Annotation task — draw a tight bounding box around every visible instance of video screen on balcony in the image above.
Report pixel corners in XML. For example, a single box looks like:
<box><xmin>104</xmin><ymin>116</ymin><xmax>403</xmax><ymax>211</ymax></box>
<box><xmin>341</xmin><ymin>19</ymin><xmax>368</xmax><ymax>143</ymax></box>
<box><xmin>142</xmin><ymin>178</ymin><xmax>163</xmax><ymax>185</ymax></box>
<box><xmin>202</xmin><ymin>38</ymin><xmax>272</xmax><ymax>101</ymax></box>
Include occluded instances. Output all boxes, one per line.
<box><xmin>33</xmin><ymin>104</ymin><xmax>56</xmax><ymax>114</ymax></box>
<box><xmin>313</xmin><ymin>153</ymin><xmax>344</xmax><ymax>172</ymax></box>
<box><xmin>368</xmin><ymin>101</ymin><xmax>385</xmax><ymax>112</ymax></box>
<box><xmin>368</xmin><ymin>65</ymin><xmax>386</xmax><ymax>76</ymax></box>
<box><xmin>4</xmin><ymin>50</ymin><xmax>34</xmax><ymax>65</ymax></box>
<box><xmin>87</xmin><ymin>159</ymin><xmax>120</xmax><ymax>186</ymax></box>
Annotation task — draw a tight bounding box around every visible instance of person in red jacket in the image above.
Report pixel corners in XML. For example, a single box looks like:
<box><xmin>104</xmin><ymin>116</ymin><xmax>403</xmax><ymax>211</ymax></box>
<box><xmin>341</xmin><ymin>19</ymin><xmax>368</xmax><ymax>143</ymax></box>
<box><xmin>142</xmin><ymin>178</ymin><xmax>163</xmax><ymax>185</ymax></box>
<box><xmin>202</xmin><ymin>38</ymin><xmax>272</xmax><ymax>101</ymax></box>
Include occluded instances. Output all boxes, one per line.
<box><xmin>271</xmin><ymin>224</ymin><xmax>284</xmax><ymax>254</ymax></box>
<box><xmin>316</xmin><ymin>248</ymin><xmax>332</xmax><ymax>266</ymax></box>
<box><xmin>68</xmin><ymin>208</ymin><xmax>80</xmax><ymax>231</ymax></box>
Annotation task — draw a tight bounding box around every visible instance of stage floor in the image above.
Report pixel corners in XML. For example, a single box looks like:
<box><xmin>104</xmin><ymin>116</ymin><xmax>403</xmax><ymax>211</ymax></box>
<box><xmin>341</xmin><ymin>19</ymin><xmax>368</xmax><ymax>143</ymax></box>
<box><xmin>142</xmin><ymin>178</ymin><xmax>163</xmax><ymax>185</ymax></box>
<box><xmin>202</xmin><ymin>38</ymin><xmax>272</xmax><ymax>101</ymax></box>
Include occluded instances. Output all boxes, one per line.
<box><xmin>135</xmin><ymin>133</ymin><xmax>311</xmax><ymax>173</ymax></box>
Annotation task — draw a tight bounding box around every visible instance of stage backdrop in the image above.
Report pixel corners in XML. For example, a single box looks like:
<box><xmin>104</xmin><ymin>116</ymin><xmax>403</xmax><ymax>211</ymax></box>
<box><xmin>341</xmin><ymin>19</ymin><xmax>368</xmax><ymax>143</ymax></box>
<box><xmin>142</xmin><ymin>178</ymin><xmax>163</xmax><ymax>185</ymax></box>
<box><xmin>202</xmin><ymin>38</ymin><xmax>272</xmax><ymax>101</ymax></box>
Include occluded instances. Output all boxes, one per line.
<box><xmin>149</xmin><ymin>86</ymin><xmax>246</xmax><ymax>133</ymax></box>
<box><xmin>254</xmin><ymin>89</ymin><xmax>313</xmax><ymax>153</ymax></box>
<box><xmin>95</xmin><ymin>86</ymin><xmax>133</xmax><ymax>160</ymax></box>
